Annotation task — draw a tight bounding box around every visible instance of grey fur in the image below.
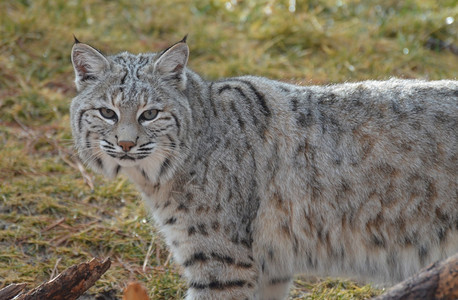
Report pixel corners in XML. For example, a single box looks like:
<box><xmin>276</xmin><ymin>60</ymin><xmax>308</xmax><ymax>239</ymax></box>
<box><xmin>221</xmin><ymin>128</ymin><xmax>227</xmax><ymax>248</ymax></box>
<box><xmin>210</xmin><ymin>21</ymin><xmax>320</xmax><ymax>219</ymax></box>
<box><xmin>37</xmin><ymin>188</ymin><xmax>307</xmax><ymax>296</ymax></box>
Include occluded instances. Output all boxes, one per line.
<box><xmin>70</xmin><ymin>39</ymin><xmax>458</xmax><ymax>300</ymax></box>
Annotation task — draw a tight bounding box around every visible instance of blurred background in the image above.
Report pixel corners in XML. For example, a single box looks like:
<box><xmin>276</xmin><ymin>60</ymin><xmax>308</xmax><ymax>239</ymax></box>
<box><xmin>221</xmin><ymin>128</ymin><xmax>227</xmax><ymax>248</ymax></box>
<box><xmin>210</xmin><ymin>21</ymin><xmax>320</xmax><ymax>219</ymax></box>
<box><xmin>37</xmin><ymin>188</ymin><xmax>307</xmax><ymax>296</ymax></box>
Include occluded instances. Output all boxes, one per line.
<box><xmin>0</xmin><ymin>0</ymin><xmax>456</xmax><ymax>299</ymax></box>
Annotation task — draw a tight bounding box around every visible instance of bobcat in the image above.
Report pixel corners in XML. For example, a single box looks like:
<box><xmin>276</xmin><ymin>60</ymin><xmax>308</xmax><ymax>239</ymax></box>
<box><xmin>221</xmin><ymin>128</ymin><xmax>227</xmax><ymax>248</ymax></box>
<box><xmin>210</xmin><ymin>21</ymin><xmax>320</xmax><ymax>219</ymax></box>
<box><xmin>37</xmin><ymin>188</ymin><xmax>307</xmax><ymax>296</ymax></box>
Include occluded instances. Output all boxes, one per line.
<box><xmin>70</xmin><ymin>37</ymin><xmax>458</xmax><ymax>300</ymax></box>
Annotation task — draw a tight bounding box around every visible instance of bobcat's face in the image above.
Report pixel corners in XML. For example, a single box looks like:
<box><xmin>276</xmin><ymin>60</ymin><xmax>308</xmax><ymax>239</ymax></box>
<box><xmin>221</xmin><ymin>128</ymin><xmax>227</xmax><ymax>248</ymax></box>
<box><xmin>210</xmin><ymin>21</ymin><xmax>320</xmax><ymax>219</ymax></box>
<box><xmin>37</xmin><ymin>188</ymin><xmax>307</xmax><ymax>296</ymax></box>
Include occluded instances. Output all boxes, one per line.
<box><xmin>70</xmin><ymin>38</ymin><xmax>190</xmax><ymax>179</ymax></box>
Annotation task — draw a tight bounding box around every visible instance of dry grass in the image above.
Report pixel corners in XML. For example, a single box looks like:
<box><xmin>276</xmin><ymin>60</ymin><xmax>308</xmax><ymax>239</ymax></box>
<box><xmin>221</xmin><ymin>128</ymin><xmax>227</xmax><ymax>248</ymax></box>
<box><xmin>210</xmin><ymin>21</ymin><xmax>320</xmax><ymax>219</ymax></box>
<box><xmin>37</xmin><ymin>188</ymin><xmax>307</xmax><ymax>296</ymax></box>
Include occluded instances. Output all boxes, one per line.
<box><xmin>0</xmin><ymin>0</ymin><xmax>456</xmax><ymax>299</ymax></box>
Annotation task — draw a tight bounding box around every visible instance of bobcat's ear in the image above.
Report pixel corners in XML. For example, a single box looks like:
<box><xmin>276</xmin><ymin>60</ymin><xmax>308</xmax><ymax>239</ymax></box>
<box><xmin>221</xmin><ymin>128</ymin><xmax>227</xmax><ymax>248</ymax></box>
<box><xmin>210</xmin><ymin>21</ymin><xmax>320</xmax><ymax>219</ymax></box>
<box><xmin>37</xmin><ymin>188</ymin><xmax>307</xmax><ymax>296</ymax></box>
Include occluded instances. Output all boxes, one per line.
<box><xmin>71</xmin><ymin>40</ymin><xmax>110</xmax><ymax>91</ymax></box>
<box><xmin>154</xmin><ymin>37</ymin><xmax>189</xmax><ymax>90</ymax></box>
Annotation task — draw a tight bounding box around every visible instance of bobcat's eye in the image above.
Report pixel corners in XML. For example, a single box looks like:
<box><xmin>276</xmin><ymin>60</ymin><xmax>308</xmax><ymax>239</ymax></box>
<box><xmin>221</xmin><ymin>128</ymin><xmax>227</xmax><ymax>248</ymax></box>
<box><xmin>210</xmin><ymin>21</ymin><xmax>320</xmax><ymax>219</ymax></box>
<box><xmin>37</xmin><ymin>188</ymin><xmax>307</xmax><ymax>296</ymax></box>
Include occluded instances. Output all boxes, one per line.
<box><xmin>99</xmin><ymin>108</ymin><xmax>117</xmax><ymax>120</ymax></box>
<box><xmin>139</xmin><ymin>109</ymin><xmax>159</xmax><ymax>122</ymax></box>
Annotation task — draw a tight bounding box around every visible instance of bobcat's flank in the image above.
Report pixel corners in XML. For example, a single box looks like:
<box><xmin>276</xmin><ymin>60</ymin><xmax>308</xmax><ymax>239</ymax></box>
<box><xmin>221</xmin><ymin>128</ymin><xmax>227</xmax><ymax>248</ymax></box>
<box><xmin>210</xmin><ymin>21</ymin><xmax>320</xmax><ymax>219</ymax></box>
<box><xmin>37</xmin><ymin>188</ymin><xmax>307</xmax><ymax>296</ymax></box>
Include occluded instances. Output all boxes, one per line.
<box><xmin>70</xmin><ymin>37</ymin><xmax>458</xmax><ymax>300</ymax></box>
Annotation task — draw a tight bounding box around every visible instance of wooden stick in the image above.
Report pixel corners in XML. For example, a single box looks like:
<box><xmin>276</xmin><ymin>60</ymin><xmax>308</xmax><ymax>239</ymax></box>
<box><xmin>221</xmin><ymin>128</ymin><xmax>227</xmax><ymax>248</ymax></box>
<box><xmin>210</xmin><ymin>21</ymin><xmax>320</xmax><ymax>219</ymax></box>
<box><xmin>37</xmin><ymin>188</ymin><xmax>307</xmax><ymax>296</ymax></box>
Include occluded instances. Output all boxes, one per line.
<box><xmin>372</xmin><ymin>253</ymin><xmax>458</xmax><ymax>300</ymax></box>
<box><xmin>0</xmin><ymin>283</ymin><xmax>27</xmax><ymax>300</ymax></box>
<box><xmin>12</xmin><ymin>257</ymin><xmax>111</xmax><ymax>300</ymax></box>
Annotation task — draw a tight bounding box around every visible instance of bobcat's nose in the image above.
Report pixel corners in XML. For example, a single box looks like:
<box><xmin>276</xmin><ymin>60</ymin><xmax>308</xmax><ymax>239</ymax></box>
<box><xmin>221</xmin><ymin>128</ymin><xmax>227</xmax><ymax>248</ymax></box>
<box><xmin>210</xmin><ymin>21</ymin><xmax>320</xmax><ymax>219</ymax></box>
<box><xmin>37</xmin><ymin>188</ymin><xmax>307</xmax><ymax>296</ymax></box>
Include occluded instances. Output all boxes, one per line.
<box><xmin>118</xmin><ymin>140</ymin><xmax>136</xmax><ymax>152</ymax></box>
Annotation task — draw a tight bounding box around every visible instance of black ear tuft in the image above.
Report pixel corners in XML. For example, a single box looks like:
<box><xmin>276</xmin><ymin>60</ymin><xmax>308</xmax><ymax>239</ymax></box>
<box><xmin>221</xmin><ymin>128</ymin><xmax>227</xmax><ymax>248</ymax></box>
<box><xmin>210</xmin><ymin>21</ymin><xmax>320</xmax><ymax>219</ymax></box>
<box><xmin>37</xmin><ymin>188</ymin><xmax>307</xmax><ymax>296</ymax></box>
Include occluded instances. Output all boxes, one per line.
<box><xmin>181</xmin><ymin>34</ymin><xmax>188</xmax><ymax>43</ymax></box>
<box><xmin>73</xmin><ymin>35</ymin><xmax>81</xmax><ymax>44</ymax></box>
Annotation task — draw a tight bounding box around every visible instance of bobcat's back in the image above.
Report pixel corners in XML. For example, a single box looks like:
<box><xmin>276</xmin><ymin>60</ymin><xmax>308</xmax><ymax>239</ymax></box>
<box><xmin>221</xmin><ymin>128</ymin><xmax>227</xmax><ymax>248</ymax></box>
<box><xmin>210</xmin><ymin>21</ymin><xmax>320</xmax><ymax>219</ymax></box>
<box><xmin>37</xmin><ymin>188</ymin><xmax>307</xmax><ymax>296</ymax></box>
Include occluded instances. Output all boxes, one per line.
<box><xmin>214</xmin><ymin>77</ymin><xmax>457</xmax><ymax>283</ymax></box>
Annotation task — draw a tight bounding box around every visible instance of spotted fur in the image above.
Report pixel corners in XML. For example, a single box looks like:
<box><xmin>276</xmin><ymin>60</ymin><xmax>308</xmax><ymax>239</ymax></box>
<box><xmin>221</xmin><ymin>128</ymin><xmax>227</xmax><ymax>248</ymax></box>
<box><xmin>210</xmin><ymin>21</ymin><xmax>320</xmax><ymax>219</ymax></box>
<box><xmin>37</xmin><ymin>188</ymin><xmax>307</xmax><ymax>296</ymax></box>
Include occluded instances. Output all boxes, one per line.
<box><xmin>70</xmin><ymin>38</ymin><xmax>458</xmax><ymax>300</ymax></box>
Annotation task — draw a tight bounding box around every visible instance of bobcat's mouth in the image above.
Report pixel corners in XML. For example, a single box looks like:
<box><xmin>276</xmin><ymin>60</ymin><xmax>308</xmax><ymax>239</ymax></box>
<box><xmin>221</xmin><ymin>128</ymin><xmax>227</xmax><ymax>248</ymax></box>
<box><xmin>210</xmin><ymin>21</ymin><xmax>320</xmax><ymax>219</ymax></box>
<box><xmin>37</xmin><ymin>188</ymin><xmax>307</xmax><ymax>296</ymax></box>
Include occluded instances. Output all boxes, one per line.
<box><xmin>119</xmin><ymin>154</ymin><xmax>136</xmax><ymax>161</ymax></box>
<box><xmin>111</xmin><ymin>153</ymin><xmax>150</xmax><ymax>168</ymax></box>
<box><xmin>109</xmin><ymin>153</ymin><xmax>147</xmax><ymax>168</ymax></box>
<box><xmin>99</xmin><ymin>140</ymin><xmax>152</xmax><ymax>164</ymax></box>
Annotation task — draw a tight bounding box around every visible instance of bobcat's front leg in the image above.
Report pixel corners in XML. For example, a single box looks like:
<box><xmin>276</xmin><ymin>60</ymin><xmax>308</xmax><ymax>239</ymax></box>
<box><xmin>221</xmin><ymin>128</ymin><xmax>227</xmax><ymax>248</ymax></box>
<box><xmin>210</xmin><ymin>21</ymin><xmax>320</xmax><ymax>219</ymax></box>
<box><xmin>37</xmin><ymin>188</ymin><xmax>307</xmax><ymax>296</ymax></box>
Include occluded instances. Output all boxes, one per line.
<box><xmin>255</xmin><ymin>245</ymin><xmax>293</xmax><ymax>300</ymax></box>
<box><xmin>180</xmin><ymin>239</ymin><xmax>260</xmax><ymax>300</ymax></box>
<box><xmin>159</xmin><ymin>212</ymin><xmax>259</xmax><ymax>299</ymax></box>
<box><xmin>257</xmin><ymin>275</ymin><xmax>292</xmax><ymax>300</ymax></box>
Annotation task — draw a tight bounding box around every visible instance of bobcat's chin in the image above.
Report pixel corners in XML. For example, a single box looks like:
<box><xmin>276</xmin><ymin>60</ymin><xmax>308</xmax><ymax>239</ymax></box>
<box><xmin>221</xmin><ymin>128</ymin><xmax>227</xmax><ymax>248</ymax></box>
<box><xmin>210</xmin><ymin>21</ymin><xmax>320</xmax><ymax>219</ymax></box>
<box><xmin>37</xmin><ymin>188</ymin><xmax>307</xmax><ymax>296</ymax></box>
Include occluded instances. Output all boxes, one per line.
<box><xmin>85</xmin><ymin>150</ymin><xmax>145</xmax><ymax>179</ymax></box>
<box><xmin>114</xmin><ymin>158</ymin><xmax>141</xmax><ymax>168</ymax></box>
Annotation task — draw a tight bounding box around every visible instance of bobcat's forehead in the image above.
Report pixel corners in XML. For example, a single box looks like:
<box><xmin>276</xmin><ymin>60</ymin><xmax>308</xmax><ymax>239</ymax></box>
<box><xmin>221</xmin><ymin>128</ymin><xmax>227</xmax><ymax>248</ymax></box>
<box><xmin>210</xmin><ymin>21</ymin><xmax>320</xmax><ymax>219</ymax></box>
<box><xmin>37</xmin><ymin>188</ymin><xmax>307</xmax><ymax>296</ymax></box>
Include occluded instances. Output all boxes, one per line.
<box><xmin>105</xmin><ymin>83</ymin><xmax>160</xmax><ymax>109</ymax></box>
<box><xmin>111</xmin><ymin>52</ymin><xmax>156</xmax><ymax>77</ymax></box>
<box><xmin>110</xmin><ymin>53</ymin><xmax>156</xmax><ymax>83</ymax></box>
<box><xmin>105</xmin><ymin>53</ymin><xmax>160</xmax><ymax>108</ymax></box>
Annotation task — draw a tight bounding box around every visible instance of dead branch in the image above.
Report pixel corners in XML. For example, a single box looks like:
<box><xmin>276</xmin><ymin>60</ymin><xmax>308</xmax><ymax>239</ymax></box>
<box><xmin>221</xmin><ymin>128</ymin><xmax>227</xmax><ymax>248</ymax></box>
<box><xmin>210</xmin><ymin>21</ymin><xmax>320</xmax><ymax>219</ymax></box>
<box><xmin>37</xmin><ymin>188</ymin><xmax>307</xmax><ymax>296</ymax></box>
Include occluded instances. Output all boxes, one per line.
<box><xmin>373</xmin><ymin>253</ymin><xmax>458</xmax><ymax>300</ymax></box>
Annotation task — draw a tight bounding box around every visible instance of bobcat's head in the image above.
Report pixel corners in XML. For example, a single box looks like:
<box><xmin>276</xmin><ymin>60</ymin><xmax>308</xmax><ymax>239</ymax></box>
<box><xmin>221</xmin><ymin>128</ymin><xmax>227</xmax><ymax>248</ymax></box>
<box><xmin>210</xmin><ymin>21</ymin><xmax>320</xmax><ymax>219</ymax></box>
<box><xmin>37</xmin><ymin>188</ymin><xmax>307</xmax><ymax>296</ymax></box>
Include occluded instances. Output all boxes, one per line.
<box><xmin>70</xmin><ymin>37</ymin><xmax>191</xmax><ymax>182</ymax></box>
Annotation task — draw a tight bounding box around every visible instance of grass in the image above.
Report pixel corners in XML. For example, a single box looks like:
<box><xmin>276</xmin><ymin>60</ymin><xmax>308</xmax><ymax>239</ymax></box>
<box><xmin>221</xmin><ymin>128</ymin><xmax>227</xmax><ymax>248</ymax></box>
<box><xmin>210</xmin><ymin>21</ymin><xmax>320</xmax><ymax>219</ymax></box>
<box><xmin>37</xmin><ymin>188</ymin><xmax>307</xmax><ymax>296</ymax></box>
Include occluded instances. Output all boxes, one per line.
<box><xmin>0</xmin><ymin>0</ymin><xmax>456</xmax><ymax>299</ymax></box>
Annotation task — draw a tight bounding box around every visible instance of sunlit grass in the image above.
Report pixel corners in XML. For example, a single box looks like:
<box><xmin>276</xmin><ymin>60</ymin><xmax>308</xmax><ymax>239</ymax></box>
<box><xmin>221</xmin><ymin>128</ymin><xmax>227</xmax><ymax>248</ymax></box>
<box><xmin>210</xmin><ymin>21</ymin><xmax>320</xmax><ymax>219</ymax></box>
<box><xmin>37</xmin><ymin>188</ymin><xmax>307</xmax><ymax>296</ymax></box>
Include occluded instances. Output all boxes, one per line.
<box><xmin>0</xmin><ymin>0</ymin><xmax>456</xmax><ymax>298</ymax></box>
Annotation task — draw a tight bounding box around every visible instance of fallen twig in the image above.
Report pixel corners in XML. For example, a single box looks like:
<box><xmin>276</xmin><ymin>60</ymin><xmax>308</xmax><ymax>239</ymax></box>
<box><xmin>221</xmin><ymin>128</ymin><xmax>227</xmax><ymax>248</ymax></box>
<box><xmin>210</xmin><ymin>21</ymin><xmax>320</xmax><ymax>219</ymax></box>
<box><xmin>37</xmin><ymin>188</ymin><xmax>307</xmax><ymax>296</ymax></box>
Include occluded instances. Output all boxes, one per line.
<box><xmin>123</xmin><ymin>282</ymin><xmax>149</xmax><ymax>300</ymax></box>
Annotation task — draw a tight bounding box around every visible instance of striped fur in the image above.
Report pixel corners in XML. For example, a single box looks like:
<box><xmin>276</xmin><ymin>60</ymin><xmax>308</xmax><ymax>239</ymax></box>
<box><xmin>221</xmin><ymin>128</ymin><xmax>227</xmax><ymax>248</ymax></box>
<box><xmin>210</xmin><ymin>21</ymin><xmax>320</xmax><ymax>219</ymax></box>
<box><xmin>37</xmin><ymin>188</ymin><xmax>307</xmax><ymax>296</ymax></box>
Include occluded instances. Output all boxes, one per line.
<box><xmin>71</xmin><ymin>38</ymin><xmax>458</xmax><ymax>300</ymax></box>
